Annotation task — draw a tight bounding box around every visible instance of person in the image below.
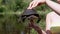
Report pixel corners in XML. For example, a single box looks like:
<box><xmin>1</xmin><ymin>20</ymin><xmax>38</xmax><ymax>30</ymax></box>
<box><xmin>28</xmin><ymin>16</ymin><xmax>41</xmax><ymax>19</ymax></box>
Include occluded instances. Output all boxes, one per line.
<box><xmin>46</xmin><ymin>11</ymin><xmax>60</xmax><ymax>34</ymax></box>
<box><xmin>27</xmin><ymin>0</ymin><xmax>60</xmax><ymax>34</ymax></box>
<box><xmin>45</xmin><ymin>0</ymin><xmax>60</xmax><ymax>34</ymax></box>
<box><xmin>27</xmin><ymin>0</ymin><xmax>60</xmax><ymax>15</ymax></box>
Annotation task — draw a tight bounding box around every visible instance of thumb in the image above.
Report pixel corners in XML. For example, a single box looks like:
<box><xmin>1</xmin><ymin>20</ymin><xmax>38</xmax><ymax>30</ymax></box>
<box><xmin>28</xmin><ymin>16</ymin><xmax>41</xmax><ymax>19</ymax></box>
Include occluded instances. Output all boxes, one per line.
<box><xmin>27</xmin><ymin>1</ymin><xmax>34</xmax><ymax>9</ymax></box>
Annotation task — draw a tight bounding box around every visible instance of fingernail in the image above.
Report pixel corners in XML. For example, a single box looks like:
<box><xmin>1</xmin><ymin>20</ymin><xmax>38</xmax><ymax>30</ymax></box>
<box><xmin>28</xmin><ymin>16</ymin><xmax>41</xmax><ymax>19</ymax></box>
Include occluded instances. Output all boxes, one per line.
<box><xmin>27</xmin><ymin>7</ymin><xmax>32</xmax><ymax>9</ymax></box>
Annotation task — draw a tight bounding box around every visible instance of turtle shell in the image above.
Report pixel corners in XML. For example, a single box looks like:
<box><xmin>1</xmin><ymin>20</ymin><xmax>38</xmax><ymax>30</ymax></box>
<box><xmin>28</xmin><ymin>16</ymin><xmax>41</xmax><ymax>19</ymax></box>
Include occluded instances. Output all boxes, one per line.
<box><xmin>19</xmin><ymin>9</ymin><xmax>41</xmax><ymax>23</ymax></box>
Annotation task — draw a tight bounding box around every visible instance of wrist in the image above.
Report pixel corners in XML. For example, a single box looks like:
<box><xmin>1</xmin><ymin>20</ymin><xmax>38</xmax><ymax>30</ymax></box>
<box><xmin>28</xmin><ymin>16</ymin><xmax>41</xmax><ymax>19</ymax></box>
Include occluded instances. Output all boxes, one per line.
<box><xmin>46</xmin><ymin>0</ymin><xmax>52</xmax><ymax>3</ymax></box>
<box><xmin>40</xmin><ymin>0</ymin><xmax>46</xmax><ymax>4</ymax></box>
<box><xmin>31</xmin><ymin>24</ymin><xmax>38</xmax><ymax>28</ymax></box>
<box><xmin>46</xmin><ymin>0</ymin><xmax>50</xmax><ymax>4</ymax></box>
<box><xmin>46</xmin><ymin>0</ymin><xmax>49</xmax><ymax>3</ymax></box>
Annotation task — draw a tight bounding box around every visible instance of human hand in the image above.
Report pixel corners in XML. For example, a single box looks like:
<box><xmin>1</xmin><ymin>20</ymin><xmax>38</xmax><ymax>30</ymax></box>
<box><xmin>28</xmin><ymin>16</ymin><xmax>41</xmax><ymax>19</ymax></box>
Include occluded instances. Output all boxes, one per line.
<box><xmin>57</xmin><ymin>0</ymin><xmax>60</xmax><ymax>3</ymax></box>
<box><xmin>29</xmin><ymin>22</ymin><xmax>39</xmax><ymax>28</ymax></box>
<box><xmin>27</xmin><ymin>0</ymin><xmax>46</xmax><ymax>9</ymax></box>
<box><xmin>29</xmin><ymin>22</ymin><xmax>34</xmax><ymax>27</ymax></box>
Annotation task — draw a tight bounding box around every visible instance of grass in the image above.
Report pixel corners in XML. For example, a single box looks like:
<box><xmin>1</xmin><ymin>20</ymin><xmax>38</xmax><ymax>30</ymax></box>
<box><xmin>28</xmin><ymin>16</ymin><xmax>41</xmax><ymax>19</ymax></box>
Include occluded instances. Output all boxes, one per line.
<box><xmin>0</xmin><ymin>9</ymin><xmax>52</xmax><ymax>34</ymax></box>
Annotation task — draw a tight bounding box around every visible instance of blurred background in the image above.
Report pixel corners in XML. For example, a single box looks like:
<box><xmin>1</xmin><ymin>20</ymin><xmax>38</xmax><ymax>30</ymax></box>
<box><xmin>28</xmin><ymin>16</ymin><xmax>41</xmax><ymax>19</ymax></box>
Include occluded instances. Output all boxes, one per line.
<box><xmin>0</xmin><ymin>0</ymin><xmax>52</xmax><ymax>34</ymax></box>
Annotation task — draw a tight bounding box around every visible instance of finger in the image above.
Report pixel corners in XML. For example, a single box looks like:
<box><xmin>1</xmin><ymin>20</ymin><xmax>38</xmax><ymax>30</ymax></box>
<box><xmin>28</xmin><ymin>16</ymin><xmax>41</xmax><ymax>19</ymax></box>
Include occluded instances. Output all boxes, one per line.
<box><xmin>31</xmin><ymin>1</ymin><xmax>38</xmax><ymax>8</ymax></box>
<box><xmin>27</xmin><ymin>1</ymin><xmax>34</xmax><ymax>9</ymax></box>
<box><xmin>29</xmin><ymin>1</ymin><xmax>34</xmax><ymax>7</ymax></box>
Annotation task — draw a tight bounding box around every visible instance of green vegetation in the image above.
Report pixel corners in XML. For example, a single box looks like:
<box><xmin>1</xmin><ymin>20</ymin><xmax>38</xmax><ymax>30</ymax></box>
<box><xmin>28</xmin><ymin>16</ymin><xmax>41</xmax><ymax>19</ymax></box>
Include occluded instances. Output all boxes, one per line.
<box><xmin>0</xmin><ymin>0</ymin><xmax>52</xmax><ymax>34</ymax></box>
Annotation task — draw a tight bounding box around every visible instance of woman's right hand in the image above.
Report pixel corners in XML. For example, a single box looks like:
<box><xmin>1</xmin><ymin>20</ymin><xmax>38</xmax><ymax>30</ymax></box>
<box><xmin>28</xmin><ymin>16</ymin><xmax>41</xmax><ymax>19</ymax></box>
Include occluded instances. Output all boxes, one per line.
<box><xmin>27</xmin><ymin>0</ymin><xmax>46</xmax><ymax>9</ymax></box>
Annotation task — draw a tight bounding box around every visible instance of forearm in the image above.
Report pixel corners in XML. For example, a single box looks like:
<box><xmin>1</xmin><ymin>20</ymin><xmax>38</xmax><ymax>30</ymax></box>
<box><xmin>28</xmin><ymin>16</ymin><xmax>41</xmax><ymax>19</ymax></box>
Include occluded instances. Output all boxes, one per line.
<box><xmin>46</xmin><ymin>0</ymin><xmax>60</xmax><ymax>15</ymax></box>
<box><xmin>33</xmin><ymin>26</ymin><xmax>52</xmax><ymax>34</ymax></box>
<box><xmin>32</xmin><ymin>25</ymin><xmax>42</xmax><ymax>34</ymax></box>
